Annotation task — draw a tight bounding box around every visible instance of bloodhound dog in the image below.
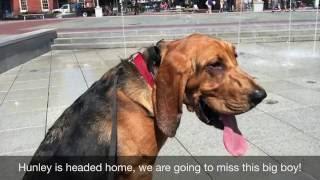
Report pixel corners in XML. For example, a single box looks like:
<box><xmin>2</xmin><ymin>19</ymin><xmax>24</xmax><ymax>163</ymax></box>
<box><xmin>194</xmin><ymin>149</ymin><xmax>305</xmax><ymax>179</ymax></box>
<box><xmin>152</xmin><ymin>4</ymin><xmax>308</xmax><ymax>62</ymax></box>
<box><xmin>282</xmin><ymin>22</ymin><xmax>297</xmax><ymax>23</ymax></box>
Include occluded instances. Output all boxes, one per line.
<box><xmin>24</xmin><ymin>34</ymin><xmax>266</xmax><ymax>180</ymax></box>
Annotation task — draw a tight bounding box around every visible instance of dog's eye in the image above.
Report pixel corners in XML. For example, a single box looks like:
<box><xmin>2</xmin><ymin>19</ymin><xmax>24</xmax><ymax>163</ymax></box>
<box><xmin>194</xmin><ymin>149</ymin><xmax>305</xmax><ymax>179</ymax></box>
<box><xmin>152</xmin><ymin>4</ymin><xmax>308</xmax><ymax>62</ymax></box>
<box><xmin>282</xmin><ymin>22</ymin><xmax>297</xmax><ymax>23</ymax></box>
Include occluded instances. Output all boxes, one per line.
<box><xmin>206</xmin><ymin>62</ymin><xmax>224</xmax><ymax>72</ymax></box>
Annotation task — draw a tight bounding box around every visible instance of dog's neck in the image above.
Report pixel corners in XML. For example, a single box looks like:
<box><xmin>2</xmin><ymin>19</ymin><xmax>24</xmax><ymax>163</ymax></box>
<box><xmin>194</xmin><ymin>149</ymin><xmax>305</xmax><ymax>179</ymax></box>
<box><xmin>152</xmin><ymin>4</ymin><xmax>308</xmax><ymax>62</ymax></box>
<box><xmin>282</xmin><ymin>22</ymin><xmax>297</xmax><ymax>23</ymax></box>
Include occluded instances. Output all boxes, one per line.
<box><xmin>118</xmin><ymin>47</ymin><xmax>161</xmax><ymax>117</ymax></box>
<box><xmin>131</xmin><ymin>53</ymin><xmax>154</xmax><ymax>87</ymax></box>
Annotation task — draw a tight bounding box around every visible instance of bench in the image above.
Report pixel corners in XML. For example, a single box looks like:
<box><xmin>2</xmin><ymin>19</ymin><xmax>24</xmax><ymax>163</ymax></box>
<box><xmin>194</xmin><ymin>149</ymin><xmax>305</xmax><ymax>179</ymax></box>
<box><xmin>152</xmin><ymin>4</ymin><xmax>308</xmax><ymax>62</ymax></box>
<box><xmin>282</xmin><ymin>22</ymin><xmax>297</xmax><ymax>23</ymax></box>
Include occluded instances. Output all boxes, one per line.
<box><xmin>21</xmin><ymin>14</ymin><xmax>45</xmax><ymax>21</ymax></box>
<box><xmin>183</xmin><ymin>8</ymin><xmax>196</xmax><ymax>12</ymax></box>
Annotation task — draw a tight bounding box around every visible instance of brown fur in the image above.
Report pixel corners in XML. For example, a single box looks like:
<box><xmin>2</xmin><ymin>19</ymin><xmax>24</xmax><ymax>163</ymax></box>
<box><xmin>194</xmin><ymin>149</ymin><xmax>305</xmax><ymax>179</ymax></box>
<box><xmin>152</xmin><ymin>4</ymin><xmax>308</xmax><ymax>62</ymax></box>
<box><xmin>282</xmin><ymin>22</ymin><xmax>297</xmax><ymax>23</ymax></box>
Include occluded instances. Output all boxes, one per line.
<box><xmin>25</xmin><ymin>34</ymin><xmax>265</xmax><ymax>180</ymax></box>
<box><xmin>115</xmin><ymin>34</ymin><xmax>264</xmax><ymax>179</ymax></box>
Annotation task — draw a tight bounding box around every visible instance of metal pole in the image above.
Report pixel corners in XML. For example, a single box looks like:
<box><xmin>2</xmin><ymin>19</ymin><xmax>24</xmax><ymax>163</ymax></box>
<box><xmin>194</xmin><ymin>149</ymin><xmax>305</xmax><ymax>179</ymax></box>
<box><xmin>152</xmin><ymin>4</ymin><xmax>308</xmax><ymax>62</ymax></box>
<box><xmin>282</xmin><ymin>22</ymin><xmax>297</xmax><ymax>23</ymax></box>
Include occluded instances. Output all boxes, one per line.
<box><xmin>120</xmin><ymin>0</ymin><xmax>127</xmax><ymax>57</ymax></box>
<box><xmin>313</xmin><ymin>3</ymin><xmax>319</xmax><ymax>55</ymax></box>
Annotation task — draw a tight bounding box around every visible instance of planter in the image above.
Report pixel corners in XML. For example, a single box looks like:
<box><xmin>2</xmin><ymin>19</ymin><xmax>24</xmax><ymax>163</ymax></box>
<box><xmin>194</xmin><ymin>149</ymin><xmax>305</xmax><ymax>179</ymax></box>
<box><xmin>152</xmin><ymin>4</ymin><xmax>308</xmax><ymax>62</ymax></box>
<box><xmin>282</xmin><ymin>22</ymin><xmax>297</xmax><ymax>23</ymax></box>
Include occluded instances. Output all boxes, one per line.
<box><xmin>253</xmin><ymin>2</ymin><xmax>264</xmax><ymax>12</ymax></box>
<box><xmin>95</xmin><ymin>7</ymin><xmax>103</xmax><ymax>17</ymax></box>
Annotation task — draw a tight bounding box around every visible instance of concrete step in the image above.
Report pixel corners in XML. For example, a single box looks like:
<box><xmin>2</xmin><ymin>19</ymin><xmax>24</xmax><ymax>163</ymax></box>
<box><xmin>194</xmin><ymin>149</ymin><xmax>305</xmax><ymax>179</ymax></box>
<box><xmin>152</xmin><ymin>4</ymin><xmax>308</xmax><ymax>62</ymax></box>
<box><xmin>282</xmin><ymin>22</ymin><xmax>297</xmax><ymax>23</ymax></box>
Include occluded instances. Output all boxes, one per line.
<box><xmin>51</xmin><ymin>34</ymin><xmax>320</xmax><ymax>50</ymax></box>
<box><xmin>56</xmin><ymin>23</ymin><xmax>318</xmax><ymax>38</ymax></box>
<box><xmin>54</xmin><ymin>30</ymin><xmax>320</xmax><ymax>44</ymax></box>
<box><xmin>52</xmin><ymin>41</ymin><xmax>156</xmax><ymax>50</ymax></box>
<box><xmin>53</xmin><ymin>20</ymin><xmax>320</xmax><ymax>50</ymax></box>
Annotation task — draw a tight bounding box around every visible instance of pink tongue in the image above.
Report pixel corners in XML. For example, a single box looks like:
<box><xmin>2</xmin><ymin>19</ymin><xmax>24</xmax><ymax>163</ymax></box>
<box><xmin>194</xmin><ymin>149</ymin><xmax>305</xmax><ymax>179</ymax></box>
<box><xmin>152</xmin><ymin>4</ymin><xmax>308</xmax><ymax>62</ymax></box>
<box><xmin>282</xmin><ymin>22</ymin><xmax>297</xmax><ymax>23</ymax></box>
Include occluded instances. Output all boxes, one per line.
<box><xmin>220</xmin><ymin>115</ymin><xmax>248</xmax><ymax>156</ymax></box>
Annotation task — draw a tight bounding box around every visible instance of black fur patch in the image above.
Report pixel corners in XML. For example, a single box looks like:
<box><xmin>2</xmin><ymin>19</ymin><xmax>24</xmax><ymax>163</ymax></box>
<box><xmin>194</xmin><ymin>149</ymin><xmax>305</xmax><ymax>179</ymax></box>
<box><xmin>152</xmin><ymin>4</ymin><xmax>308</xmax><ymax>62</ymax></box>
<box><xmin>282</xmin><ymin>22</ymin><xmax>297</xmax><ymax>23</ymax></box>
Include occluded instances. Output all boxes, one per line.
<box><xmin>31</xmin><ymin>46</ymin><xmax>161</xmax><ymax>157</ymax></box>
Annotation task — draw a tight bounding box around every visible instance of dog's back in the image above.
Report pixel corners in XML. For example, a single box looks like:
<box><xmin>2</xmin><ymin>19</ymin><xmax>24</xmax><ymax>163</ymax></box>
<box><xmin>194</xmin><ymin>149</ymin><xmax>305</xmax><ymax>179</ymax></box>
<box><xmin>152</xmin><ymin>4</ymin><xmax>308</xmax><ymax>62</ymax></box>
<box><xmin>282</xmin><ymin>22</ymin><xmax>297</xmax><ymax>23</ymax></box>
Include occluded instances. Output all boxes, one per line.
<box><xmin>23</xmin><ymin>46</ymin><xmax>162</xmax><ymax>180</ymax></box>
<box><xmin>22</xmin><ymin>65</ymin><xmax>122</xmax><ymax>180</ymax></box>
<box><xmin>35</xmin><ymin>67</ymin><xmax>121</xmax><ymax>156</ymax></box>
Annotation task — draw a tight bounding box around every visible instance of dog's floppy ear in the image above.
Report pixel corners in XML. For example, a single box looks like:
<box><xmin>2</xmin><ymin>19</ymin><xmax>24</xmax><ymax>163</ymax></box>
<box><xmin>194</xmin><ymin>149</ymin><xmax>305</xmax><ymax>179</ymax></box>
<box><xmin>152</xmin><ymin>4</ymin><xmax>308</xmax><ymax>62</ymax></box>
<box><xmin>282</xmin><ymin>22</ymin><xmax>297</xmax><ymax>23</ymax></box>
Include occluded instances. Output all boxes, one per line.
<box><xmin>153</xmin><ymin>51</ymin><xmax>191</xmax><ymax>137</ymax></box>
<box><xmin>143</xmin><ymin>39</ymin><xmax>167</xmax><ymax>75</ymax></box>
<box><xmin>143</xmin><ymin>46</ymin><xmax>161</xmax><ymax>75</ymax></box>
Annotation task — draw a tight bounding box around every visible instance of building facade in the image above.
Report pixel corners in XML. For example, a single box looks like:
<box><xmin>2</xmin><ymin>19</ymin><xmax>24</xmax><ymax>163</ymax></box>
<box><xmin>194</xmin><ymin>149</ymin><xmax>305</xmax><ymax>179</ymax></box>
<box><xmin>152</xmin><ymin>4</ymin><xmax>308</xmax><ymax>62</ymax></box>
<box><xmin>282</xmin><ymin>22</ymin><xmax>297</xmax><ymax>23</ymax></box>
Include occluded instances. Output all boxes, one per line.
<box><xmin>1</xmin><ymin>0</ymin><xmax>59</xmax><ymax>17</ymax></box>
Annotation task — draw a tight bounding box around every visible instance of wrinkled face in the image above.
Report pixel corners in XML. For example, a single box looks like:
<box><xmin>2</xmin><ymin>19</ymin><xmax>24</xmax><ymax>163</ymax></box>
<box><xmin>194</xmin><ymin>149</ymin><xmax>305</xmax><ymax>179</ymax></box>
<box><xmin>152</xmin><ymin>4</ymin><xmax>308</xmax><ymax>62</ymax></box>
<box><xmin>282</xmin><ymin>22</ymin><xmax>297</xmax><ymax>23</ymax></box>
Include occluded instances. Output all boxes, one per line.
<box><xmin>182</xmin><ymin>36</ymin><xmax>267</xmax><ymax>128</ymax></box>
<box><xmin>154</xmin><ymin>34</ymin><xmax>266</xmax><ymax>156</ymax></box>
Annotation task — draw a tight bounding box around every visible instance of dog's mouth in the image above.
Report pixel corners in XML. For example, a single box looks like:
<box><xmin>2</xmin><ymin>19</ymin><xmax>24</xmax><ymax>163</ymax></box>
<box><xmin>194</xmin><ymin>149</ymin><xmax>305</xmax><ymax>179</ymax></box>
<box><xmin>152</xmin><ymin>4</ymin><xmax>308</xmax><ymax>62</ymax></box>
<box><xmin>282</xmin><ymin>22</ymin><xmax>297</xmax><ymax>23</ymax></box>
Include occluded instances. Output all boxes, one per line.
<box><xmin>196</xmin><ymin>98</ymin><xmax>248</xmax><ymax>156</ymax></box>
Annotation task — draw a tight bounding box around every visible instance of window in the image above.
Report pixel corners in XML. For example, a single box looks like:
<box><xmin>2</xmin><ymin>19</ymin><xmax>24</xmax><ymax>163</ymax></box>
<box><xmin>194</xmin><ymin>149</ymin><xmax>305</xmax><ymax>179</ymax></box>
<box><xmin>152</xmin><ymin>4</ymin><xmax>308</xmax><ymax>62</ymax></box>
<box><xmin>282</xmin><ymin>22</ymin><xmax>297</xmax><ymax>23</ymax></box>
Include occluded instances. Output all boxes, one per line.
<box><xmin>41</xmin><ymin>0</ymin><xmax>49</xmax><ymax>11</ymax></box>
<box><xmin>62</xmin><ymin>4</ymin><xmax>68</xmax><ymax>9</ymax></box>
<box><xmin>19</xmin><ymin>0</ymin><xmax>28</xmax><ymax>12</ymax></box>
<box><xmin>78</xmin><ymin>0</ymin><xmax>85</xmax><ymax>7</ymax></box>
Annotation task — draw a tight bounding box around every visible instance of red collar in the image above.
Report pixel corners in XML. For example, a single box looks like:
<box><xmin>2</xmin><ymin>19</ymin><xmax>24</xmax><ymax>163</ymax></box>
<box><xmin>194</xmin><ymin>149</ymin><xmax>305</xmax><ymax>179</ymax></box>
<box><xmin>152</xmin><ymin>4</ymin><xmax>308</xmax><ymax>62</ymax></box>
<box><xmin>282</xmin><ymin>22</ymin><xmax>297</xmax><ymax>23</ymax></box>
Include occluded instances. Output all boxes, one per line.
<box><xmin>131</xmin><ymin>53</ymin><xmax>155</xmax><ymax>87</ymax></box>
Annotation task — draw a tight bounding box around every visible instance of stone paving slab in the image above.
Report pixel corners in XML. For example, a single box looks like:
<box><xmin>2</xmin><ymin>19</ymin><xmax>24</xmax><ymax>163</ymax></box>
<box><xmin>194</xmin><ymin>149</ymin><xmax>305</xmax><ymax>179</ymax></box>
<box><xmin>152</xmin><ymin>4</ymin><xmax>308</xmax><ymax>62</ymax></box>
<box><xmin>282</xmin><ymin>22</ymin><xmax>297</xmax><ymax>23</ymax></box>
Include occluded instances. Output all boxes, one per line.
<box><xmin>0</xmin><ymin>110</ymin><xmax>46</xmax><ymax>132</ymax></box>
<box><xmin>0</xmin><ymin>42</ymin><xmax>319</xmax><ymax>159</ymax></box>
<box><xmin>5</xmin><ymin>88</ymin><xmax>48</xmax><ymax>101</ymax></box>
<box><xmin>270</xmin><ymin>105</ymin><xmax>320</xmax><ymax>139</ymax></box>
<box><xmin>256</xmin><ymin>92</ymin><xmax>304</xmax><ymax>113</ymax></box>
<box><xmin>237</xmin><ymin>113</ymin><xmax>320</xmax><ymax>156</ymax></box>
<box><xmin>284</xmin><ymin>74</ymin><xmax>320</xmax><ymax>91</ymax></box>
<box><xmin>275</xmin><ymin>89</ymin><xmax>320</xmax><ymax>106</ymax></box>
<box><xmin>0</xmin><ymin>127</ymin><xmax>45</xmax><ymax>155</ymax></box>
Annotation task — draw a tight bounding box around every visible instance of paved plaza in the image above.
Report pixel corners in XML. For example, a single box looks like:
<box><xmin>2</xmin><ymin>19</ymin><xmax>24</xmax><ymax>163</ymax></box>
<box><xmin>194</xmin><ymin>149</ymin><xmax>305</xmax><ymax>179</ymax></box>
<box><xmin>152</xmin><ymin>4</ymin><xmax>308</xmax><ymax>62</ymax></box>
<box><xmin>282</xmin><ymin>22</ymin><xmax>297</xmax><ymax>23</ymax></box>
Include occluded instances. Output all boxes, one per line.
<box><xmin>0</xmin><ymin>41</ymin><xmax>320</xmax><ymax>158</ymax></box>
<box><xmin>0</xmin><ymin>11</ymin><xmax>320</xmax><ymax>179</ymax></box>
<box><xmin>0</xmin><ymin>11</ymin><xmax>319</xmax><ymax>36</ymax></box>
<box><xmin>27</xmin><ymin>11</ymin><xmax>320</xmax><ymax>31</ymax></box>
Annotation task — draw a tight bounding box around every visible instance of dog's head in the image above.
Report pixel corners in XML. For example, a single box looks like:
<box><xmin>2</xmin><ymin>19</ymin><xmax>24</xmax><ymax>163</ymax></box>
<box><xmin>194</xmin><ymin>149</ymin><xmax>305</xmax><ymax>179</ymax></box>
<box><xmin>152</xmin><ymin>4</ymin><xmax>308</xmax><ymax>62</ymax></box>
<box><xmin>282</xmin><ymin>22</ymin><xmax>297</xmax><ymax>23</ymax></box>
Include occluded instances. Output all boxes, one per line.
<box><xmin>149</xmin><ymin>34</ymin><xmax>266</xmax><ymax>156</ymax></box>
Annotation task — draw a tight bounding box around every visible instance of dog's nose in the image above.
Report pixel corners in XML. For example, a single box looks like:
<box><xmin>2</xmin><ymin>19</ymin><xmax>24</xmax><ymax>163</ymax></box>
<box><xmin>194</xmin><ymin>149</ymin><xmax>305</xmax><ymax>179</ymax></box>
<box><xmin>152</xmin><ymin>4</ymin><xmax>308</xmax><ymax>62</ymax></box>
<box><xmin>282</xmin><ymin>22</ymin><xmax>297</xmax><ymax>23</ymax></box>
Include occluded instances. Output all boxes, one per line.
<box><xmin>249</xmin><ymin>89</ymin><xmax>267</xmax><ymax>105</ymax></box>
